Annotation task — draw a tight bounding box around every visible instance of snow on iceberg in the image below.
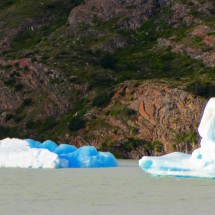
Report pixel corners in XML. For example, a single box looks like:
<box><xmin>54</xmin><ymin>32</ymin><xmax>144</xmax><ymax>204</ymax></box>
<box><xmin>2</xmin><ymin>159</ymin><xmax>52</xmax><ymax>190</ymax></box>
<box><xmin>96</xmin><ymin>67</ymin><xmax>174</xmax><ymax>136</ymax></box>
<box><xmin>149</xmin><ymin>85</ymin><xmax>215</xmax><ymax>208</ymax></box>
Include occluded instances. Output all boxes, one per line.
<box><xmin>139</xmin><ymin>98</ymin><xmax>215</xmax><ymax>178</ymax></box>
<box><xmin>0</xmin><ymin>138</ymin><xmax>118</xmax><ymax>168</ymax></box>
<box><xmin>0</xmin><ymin>138</ymin><xmax>60</xmax><ymax>168</ymax></box>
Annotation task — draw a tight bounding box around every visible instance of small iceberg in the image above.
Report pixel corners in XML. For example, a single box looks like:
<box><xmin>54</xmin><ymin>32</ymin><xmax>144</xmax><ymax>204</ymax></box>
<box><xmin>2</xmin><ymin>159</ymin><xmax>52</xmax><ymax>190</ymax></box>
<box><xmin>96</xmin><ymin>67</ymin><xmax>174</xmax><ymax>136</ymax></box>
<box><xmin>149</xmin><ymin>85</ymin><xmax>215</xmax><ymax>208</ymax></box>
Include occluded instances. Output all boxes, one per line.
<box><xmin>139</xmin><ymin>98</ymin><xmax>215</xmax><ymax>178</ymax></box>
<box><xmin>0</xmin><ymin>138</ymin><xmax>118</xmax><ymax>168</ymax></box>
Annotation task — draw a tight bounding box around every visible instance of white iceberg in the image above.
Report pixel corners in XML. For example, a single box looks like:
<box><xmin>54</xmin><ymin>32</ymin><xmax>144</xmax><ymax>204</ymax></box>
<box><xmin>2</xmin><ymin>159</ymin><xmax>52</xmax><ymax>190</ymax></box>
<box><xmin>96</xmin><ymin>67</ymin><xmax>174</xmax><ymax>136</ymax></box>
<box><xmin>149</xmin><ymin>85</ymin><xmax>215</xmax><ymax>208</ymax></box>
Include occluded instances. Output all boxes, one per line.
<box><xmin>0</xmin><ymin>138</ymin><xmax>61</xmax><ymax>168</ymax></box>
<box><xmin>139</xmin><ymin>98</ymin><xmax>215</xmax><ymax>178</ymax></box>
<box><xmin>0</xmin><ymin>138</ymin><xmax>118</xmax><ymax>168</ymax></box>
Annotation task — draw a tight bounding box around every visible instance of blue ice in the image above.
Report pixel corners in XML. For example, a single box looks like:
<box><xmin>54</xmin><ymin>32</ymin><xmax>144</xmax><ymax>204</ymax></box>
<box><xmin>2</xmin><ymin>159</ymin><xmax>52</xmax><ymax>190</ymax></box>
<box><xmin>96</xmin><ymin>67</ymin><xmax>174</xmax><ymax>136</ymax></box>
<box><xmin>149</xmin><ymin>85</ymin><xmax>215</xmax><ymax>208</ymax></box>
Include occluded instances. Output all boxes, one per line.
<box><xmin>59</xmin><ymin>146</ymin><xmax>118</xmax><ymax>168</ymax></box>
<box><xmin>25</xmin><ymin>139</ymin><xmax>58</xmax><ymax>152</ymax></box>
<box><xmin>24</xmin><ymin>139</ymin><xmax>118</xmax><ymax>168</ymax></box>
<box><xmin>139</xmin><ymin>98</ymin><xmax>215</xmax><ymax>178</ymax></box>
<box><xmin>54</xmin><ymin>144</ymin><xmax>77</xmax><ymax>155</ymax></box>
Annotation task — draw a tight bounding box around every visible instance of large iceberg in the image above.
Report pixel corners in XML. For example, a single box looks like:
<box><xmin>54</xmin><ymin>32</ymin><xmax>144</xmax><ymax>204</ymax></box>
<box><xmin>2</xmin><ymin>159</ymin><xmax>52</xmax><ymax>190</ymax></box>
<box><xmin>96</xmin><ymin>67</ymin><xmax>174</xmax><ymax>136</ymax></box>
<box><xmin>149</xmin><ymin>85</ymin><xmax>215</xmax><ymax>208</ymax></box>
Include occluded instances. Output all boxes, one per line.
<box><xmin>0</xmin><ymin>138</ymin><xmax>118</xmax><ymax>168</ymax></box>
<box><xmin>139</xmin><ymin>98</ymin><xmax>215</xmax><ymax>178</ymax></box>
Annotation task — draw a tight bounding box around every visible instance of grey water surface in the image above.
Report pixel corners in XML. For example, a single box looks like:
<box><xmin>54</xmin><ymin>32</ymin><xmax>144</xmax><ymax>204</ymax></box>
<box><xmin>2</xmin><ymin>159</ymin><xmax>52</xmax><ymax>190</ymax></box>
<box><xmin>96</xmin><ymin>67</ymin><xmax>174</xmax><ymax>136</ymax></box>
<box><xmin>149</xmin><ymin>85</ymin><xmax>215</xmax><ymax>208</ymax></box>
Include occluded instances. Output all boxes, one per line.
<box><xmin>0</xmin><ymin>160</ymin><xmax>214</xmax><ymax>215</ymax></box>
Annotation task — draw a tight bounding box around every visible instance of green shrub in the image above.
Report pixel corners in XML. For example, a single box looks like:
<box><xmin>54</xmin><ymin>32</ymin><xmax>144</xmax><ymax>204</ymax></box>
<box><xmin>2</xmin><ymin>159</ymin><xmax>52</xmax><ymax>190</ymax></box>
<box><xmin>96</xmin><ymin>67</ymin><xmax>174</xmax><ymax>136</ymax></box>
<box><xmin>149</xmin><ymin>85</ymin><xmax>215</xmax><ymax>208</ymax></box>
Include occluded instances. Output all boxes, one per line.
<box><xmin>174</xmin><ymin>132</ymin><xmax>199</xmax><ymax>153</ymax></box>
<box><xmin>14</xmin><ymin>62</ymin><xmax>20</xmax><ymax>67</ymax></box>
<box><xmin>0</xmin><ymin>126</ymin><xmax>20</xmax><ymax>139</ymax></box>
<box><xmin>152</xmin><ymin>140</ymin><xmax>164</xmax><ymax>154</ymax></box>
<box><xmin>0</xmin><ymin>0</ymin><xmax>15</xmax><ymax>9</ymax></box>
<box><xmin>26</xmin><ymin>117</ymin><xmax>56</xmax><ymax>132</ymax></box>
<box><xmin>23</xmin><ymin>98</ymin><xmax>33</xmax><ymax>106</ymax></box>
<box><xmin>15</xmin><ymin>83</ymin><xmax>24</xmax><ymax>91</ymax></box>
<box><xmin>100</xmin><ymin>53</ymin><xmax>118</xmax><ymax>69</ymax></box>
<box><xmin>69</xmin><ymin>116</ymin><xmax>86</xmax><ymax>132</ymax></box>
<box><xmin>23</xmin><ymin>66</ymin><xmax>29</xmax><ymax>71</ymax></box>
<box><xmin>38</xmin><ymin>118</ymin><xmax>56</xmax><ymax>132</ymax></box>
<box><xmin>26</xmin><ymin>120</ymin><xmax>38</xmax><ymax>129</ymax></box>
<box><xmin>109</xmin><ymin>108</ymin><xmax>121</xmax><ymax>117</ymax></box>
<box><xmin>125</xmin><ymin>108</ymin><xmax>136</xmax><ymax>116</ymax></box>
<box><xmin>4</xmin><ymin>78</ymin><xmax>15</xmax><ymax>87</ymax></box>
<box><xmin>93</xmin><ymin>91</ymin><xmax>113</xmax><ymax>108</ymax></box>
<box><xmin>5</xmin><ymin>114</ymin><xmax>13</xmax><ymax>122</ymax></box>
<box><xmin>87</xmin><ymin>72</ymin><xmax>115</xmax><ymax>88</ymax></box>
<box><xmin>186</xmin><ymin>81</ymin><xmax>215</xmax><ymax>98</ymax></box>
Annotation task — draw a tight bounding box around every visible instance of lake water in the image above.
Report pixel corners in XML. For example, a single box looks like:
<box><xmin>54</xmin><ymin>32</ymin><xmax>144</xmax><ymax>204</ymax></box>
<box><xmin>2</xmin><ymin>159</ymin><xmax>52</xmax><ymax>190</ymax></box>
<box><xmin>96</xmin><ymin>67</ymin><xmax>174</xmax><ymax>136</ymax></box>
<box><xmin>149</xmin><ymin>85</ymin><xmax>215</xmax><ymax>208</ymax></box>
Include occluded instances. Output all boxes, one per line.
<box><xmin>0</xmin><ymin>159</ymin><xmax>214</xmax><ymax>215</ymax></box>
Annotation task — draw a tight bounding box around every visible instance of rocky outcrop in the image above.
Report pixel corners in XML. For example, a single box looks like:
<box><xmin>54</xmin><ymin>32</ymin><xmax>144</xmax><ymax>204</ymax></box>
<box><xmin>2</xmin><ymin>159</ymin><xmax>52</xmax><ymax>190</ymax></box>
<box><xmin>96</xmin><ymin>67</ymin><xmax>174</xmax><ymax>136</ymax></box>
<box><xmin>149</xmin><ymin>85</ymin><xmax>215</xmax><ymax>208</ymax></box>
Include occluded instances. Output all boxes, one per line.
<box><xmin>169</xmin><ymin>1</ymin><xmax>214</xmax><ymax>27</ymax></box>
<box><xmin>191</xmin><ymin>25</ymin><xmax>211</xmax><ymax>38</ymax></box>
<box><xmin>69</xmin><ymin>0</ymin><xmax>160</xmax><ymax>29</ymax></box>
<box><xmin>116</xmin><ymin>82</ymin><xmax>205</xmax><ymax>150</ymax></box>
<box><xmin>204</xmin><ymin>36</ymin><xmax>215</xmax><ymax>46</ymax></box>
<box><xmin>70</xmin><ymin>81</ymin><xmax>206</xmax><ymax>158</ymax></box>
<box><xmin>129</xmin><ymin>82</ymin><xmax>205</xmax><ymax>150</ymax></box>
<box><xmin>0</xmin><ymin>57</ymin><xmax>87</xmax><ymax>123</ymax></box>
<box><xmin>158</xmin><ymin>23</ymin><xmax>215</xmax><ymax>67</ymax></box>
<box><xmin>68</xmin><ymin>0</ymin><xmax>215</xmax><ymax>66</ymax></box>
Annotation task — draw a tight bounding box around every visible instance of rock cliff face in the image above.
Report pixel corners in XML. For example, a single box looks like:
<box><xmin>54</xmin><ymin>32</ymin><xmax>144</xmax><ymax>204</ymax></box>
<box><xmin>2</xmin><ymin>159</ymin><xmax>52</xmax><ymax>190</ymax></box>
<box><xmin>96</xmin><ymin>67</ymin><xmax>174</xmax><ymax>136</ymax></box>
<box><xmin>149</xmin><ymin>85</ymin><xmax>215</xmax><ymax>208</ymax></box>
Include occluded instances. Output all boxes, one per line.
<box><xmin>128</xmin><ymin>82</ymin><xmax>205</xmax><ymax>151</ymax></box>
<box><xmin>69</xmin><ymin>81</ymin><xmax>206</xmax><ymax>158</ymax></box>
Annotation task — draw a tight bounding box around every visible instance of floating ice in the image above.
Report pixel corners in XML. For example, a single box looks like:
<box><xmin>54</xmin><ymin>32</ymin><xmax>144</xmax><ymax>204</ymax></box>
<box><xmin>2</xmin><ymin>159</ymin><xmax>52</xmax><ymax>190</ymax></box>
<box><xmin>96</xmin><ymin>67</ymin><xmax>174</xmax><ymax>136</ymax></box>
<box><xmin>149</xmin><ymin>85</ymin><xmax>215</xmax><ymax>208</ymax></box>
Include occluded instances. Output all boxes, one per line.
<box><xmin>59</xmin><ymin>146</ymin><xmax>118</xmax><ymax>168</ymax></box>
<box><xmin>0</xmin><ymin>138</ymin><xmax>60</xmax><ymax>168</ymax></box>
<box><xmin>0</xmin><ymin>138</ymin><xmax>118</xmax><ymax>168</ymax></box>
<box><xmin>54</xmin><ymin>144</ymin><xmax>77</xmax><ymax>156</ymax></box>
<box><xmin>139</xmin><ymin>98</ymin><xmax>215</xmax><ymax>178</ymax></box>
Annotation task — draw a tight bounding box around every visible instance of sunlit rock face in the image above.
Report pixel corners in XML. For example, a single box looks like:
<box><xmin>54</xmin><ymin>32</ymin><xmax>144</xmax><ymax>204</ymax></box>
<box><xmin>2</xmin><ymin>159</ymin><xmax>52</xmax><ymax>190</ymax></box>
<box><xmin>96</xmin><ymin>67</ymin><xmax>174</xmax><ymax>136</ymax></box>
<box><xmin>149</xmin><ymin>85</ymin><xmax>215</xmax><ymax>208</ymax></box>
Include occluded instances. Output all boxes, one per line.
<box><xmin>139</xmin><ymin>98</ymin><xmax>215</xmax><ymax>178</ymax></box>
<box><xmin>0</xmin><ymin>138</ymin><xmax>118</xmax><ymax>169</ymax></box>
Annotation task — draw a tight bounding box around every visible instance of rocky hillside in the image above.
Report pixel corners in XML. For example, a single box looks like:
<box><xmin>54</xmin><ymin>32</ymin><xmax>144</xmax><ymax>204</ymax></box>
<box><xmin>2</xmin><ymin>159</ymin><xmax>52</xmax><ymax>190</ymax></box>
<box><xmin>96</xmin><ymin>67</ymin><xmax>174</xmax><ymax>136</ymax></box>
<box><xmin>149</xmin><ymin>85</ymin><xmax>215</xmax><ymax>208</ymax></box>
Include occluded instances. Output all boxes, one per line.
<box><xmin>0</xmin><ymin>0</ymin><xmax>214</xmax><ymax>158</ymax></box>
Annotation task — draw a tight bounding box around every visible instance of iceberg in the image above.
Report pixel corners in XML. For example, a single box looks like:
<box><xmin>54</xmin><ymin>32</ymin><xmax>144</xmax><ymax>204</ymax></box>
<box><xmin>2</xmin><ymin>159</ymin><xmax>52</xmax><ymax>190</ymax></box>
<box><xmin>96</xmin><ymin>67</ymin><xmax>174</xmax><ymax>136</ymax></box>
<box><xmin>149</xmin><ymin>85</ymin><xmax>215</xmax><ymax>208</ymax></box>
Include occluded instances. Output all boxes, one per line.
<box><xmin>0</xmin><ymin>138</ymin><xmax>60</xmax><ymax>168</ymax></box>
<box><xmin>139</xmin><ymin>98</ymin><xmax>215</xmax><ymax>178</ymax></box>
<box><xmin>59</xmin><ymin>146</ymin><xmax>118</xmax><ymax>168</ymax></box>
<box><xmin>0</xmin><ymin>138</ymin><xmax>118</xmax><ymax>168</ymax></box>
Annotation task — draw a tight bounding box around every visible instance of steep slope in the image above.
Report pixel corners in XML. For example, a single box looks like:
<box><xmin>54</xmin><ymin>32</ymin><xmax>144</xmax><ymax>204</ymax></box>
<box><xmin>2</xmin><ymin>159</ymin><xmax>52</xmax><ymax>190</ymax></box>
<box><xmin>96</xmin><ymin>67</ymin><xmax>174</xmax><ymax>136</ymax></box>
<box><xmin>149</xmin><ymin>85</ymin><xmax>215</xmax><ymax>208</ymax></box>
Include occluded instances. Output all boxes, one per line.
<box><xmin>0</xmin><ymin>0</ymin><xmax>214</xmax><ymax>158</ymax></box>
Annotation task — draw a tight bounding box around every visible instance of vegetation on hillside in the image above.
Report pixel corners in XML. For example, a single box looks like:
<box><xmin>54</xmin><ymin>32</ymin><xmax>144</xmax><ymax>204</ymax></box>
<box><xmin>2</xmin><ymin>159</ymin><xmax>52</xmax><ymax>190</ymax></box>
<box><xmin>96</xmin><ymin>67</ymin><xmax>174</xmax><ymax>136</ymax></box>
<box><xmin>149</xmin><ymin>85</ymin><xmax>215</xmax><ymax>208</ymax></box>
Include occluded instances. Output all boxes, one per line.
<box><xmin>0</xmin><ymin>0</ymin><xmax>214</xmax><ymax>157</ymax></box>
